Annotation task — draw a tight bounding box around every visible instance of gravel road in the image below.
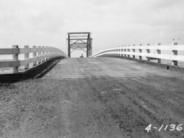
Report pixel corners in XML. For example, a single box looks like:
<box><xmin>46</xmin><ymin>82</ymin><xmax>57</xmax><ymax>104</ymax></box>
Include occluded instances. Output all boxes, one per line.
<box><xmin>0</xmin><ymin>57</ymin><xmax>184</xmax><ymax>138</ymax></box>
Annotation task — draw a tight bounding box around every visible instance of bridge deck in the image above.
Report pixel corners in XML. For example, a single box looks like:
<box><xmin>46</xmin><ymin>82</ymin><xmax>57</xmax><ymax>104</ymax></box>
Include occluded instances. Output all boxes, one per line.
<box><xmin>1</xmin><ymin>57</ymin><xmax>184</xmax><ymax>138</ymax></box>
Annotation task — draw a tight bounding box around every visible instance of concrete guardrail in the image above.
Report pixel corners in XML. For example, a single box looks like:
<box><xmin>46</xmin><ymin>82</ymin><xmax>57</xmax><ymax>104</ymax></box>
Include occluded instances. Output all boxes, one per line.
<box><xmin>93</xmin><ymin>42</ymin><xmax>184</xmax><ymax>67</ymax></box>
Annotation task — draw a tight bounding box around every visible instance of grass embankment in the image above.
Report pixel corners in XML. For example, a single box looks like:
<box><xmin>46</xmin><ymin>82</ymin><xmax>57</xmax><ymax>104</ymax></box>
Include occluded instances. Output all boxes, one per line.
<box><xmin>0</xmin><ymin>80</ymin><xmax>62</xmax><ymax>138</ymax></box>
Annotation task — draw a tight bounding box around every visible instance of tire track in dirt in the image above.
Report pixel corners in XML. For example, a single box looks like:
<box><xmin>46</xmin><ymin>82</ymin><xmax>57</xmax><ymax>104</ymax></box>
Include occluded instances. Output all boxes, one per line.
<box><xmin>114</xmin><ymin>77</ymin><xmax>184</xmax><ymax>138</ymax></box>
<box><xmin>87</xmin><ymin>77</ymin><xmax>158</xmax><ymax>138</ymax></box>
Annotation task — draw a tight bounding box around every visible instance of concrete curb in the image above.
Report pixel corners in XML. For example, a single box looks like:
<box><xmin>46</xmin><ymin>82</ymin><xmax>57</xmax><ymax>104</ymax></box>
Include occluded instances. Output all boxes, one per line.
<box><xmin>99</xmin><ymin>55</ymin><xmax>184</xmax><ymax>73</ymax></box>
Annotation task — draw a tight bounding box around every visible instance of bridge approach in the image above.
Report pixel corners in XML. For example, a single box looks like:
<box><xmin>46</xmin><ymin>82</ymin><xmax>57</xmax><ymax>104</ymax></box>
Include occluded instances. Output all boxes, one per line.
<box><xmin>1</xmin><ymin>57</ymin><xmax>184</xmax><ymax>138</ymax></box>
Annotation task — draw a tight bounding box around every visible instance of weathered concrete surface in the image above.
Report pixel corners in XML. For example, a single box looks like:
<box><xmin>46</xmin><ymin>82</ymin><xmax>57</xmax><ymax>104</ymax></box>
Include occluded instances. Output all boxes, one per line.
<box><xmin>0</xmin><ymin>57</ymin><xmax>184</xmax><ymax>138</ymax></box>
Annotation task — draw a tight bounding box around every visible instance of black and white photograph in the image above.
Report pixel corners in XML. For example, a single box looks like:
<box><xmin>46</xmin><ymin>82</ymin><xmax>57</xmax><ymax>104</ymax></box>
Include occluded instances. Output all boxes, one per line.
<box><xmin>0</xmin><ymin>0</ymin><xmax>184</xmax><ymax>137</ymax></box>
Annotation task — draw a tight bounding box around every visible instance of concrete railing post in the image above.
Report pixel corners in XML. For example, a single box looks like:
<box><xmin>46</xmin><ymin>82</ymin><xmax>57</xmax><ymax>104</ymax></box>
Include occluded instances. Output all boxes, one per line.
<box><xmin>41</xmin><ymin>46</ymin><xmax>44</xmax><ymax>62</ymax></box>
<box><xmin>132</xmin><ymin>49</ymin><xmax>135</xmax><ymax>59</ymax></box>
<box><xmin>146</xmin><ymin>43</ymin><xmax>151</xmax><ymax>61</ymax></box>
<box><xmin>12</xmin><ymin>45</ymin><xmax>19</xmax><ymax>73</ymax></box>
<box><xmin>139</xmin><ymin>44</ymin><xmax>142</xmax><ymax>60</ymax></box>
<box><xmin>127</xmin><ymin>49</ymin><xmax>130</xmax><ymax>58</ymax></box>
<box><xmin>42</xmin><ymin>46</ymin><xmax>46</xmax><ymax>63</ymax></box>
<box><xmin>139</xmin><ymin>49</ymin><xmax>142</xmax><ymax>60</ymax></box>
<box><xmin>126</xmin><ymin>49</ymin><xmax>128</xmax><ymax>58</ymax></box>
<box><xmin>124</xmin><ymin>49</ymin><xmax>126</xmax><ymax>57</ymax></box>
<box><xmin>173</xmin><ymin>41</ymin><xmax>178</xmax><ymax>65</ymax></box>
<box><xmin>44</xmin><ymin>46</ymin><xmax>47</xmax><ymax>61</ymax></box>
<box><xmin>146</xmin><ymin>50</ymin><xmax>150</xmax><ymax>61</ymax></box>
<box><xmin>157</xmin><ymin>59</ymin><xmax>161</xmax><ymax>64</ymax></box>
<box><xmin>157</xmin><ymin>49</ymin><xmax>161</xmax><ymax>64</ymax></box>
<box><xmin>33</xmin><ymin>46</ymin><xmax>37</xmax><ymax>66</ymax></box>
<box><xmin>24</xmin><ymin>45</ymin><xmax>29</xmax><ymax>70</ymax></box>
<box><xmin>38</xmin><ymin>46</ymin><xmax>42</xmax><ymax>64</ymax></box>
<box><xmin>172</xmin><ymin>50</ymin><xmax>178</xmax><ymax>66</ymax></box>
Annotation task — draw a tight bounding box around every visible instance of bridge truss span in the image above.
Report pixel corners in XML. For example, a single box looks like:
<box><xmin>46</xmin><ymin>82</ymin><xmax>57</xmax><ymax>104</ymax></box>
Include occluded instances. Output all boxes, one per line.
<box><xmin>67</xmin><ymin>32</ymin><xmax>92</xmax><ymax>57</ymax></box>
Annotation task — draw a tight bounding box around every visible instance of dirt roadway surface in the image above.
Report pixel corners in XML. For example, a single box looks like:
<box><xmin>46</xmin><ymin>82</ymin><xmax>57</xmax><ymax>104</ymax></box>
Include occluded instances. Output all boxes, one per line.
<box><xmin>0</xmin><ymin>57</ymin><xmax>184</xmax><ymax>138</ymax></box>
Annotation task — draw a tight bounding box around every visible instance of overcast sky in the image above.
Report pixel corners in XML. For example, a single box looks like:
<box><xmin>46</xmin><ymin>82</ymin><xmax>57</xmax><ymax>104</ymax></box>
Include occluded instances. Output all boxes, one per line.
<box><xmin>0</xmin><ymin>0</ymin><xmax>184</xmax><ymax>55</ymax></box>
